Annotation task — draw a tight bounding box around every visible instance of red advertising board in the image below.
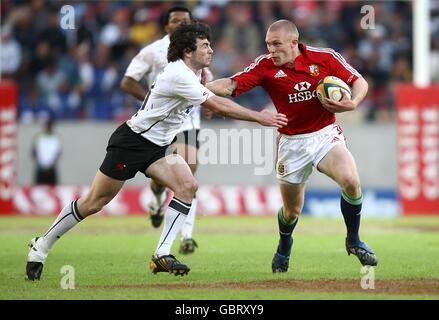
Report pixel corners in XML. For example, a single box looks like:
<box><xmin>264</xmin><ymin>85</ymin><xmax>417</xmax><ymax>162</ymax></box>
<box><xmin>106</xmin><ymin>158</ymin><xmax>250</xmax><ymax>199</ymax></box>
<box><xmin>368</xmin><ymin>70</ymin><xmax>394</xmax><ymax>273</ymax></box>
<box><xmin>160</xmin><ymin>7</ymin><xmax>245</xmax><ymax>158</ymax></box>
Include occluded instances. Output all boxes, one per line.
<box><xmin>0</xmin><ymin>81</ymin><xmax>17</xmax><ymax>214</ymax></box>
<box><xmin>396</xmin><ymin>84</ymin><xmax>439</xmax><ymax>215</ymax></box>
<box><xmin>12</xmin><ymin>185</ymin><xmax>283</xmax><ymax>216</ymax></box>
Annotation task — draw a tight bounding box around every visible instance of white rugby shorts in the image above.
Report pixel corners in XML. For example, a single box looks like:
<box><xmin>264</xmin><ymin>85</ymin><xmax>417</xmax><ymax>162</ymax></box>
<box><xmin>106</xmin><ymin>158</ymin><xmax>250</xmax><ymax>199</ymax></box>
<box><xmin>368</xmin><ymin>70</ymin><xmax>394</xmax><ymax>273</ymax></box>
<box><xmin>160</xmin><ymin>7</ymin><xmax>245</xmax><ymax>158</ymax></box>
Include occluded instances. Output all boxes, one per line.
<box><xmin>276</xmin><ymin>124</ymin><xmax>346</xmax><ymax>184</ymax></box>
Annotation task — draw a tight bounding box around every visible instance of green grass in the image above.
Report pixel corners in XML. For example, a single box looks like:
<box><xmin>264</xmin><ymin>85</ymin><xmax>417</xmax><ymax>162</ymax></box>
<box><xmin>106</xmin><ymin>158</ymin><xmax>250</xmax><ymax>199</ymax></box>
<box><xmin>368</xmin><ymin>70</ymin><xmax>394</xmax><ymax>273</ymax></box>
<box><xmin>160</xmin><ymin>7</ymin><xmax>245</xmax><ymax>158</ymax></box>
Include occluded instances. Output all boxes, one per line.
<box><xmin>1</xmin><ymin>215</ymin><xmax>439</xmax><ymax>300</ymax></box>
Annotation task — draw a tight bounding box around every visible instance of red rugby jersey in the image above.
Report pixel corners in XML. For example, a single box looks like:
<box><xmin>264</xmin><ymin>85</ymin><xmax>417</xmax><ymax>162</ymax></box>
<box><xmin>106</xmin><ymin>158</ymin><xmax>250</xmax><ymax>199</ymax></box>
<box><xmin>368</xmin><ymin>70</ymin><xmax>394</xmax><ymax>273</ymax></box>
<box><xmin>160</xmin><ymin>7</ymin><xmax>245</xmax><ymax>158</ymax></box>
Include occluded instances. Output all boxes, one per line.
<box><xmin>231</xmin><ymin>44</ymin><xmax>361</xmax><ymax>135</ymax></box>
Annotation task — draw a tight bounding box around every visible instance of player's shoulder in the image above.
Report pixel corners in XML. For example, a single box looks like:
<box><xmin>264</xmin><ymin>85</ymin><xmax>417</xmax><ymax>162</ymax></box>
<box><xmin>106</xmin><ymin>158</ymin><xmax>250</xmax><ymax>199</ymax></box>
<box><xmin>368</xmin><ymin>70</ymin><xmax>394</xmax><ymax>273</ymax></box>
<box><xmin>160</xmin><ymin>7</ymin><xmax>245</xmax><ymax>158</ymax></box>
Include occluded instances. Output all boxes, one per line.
<box><xmin>164</xmin><ymin>60</ymin><xmax>197</xmax><ymax>82</ymax></box>
<box><xmin>244</xmin><ymin>54</ymin><xmax>273</xmax><ymax>71</ymax></box>
<box><xmin>304</xmin><ymin>44</ymin><xmax>341</xmax><ymax>61</ymax></box>
<box><xmin>139</xmin><ymin>35</ymin><xmax>169</xmax><ymax>54</ymax></box>
<box><xmin>252</xmin><ymin>54</ymin><xmax>273</xmax><ymax>67</ymax></box>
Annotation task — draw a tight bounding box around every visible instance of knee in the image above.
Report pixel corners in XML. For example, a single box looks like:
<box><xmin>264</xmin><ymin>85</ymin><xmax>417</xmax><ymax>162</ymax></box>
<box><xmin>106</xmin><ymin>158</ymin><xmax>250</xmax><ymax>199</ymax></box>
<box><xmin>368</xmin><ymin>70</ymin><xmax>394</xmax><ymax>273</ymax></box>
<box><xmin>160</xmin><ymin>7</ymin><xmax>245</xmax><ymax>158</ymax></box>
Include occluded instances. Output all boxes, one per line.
<box><xmin>185</xmin><ymin>178</ymin><xmax>198</xmax><ymax>195</ymax></box>
<box><xmin>283</xmin><ymin>206</ymin><xmax>301</xmax><ymax>222</ymax></box>
<box><xmin>340</xmin><ymin>174</ymin><xmax>361</xmax><ymax>197</ymax></box>
<box><xmin>175</xmin><ymin>178</ymin><xmax>198</xmax><ymax>200</ymax></box>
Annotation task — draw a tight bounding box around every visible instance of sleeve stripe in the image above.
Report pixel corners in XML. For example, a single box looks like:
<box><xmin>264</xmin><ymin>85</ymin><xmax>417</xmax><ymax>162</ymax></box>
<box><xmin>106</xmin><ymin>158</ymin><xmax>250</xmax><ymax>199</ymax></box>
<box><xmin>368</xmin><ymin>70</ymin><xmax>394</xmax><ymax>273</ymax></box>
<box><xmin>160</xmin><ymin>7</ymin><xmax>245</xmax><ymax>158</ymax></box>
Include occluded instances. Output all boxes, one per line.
<box><xmin>231</xmin><ymin>54</ymin><xmax>270</xmax><ymax>78</ymax></box>
<box><xmin>307</xmin><ymin>46</ymin><xmax>361</xmax><ymax>77</ymax></box>
<box><xmin>307</xmin><ymin>46</ymin><xmax>358</xmax><ymax>75</ymax></box>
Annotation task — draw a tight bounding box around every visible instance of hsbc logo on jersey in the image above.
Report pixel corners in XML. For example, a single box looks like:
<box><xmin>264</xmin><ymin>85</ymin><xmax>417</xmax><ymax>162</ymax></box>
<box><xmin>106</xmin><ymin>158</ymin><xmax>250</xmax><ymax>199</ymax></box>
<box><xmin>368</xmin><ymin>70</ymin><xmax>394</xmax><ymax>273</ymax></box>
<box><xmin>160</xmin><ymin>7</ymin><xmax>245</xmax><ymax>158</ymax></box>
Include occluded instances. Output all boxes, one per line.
<box><xmin>293</xmin><ymin>81</ymin><xmax>311</xmax><ymax>91</ymax></box>
<box><xmin>288</xmin><ymin>81</ymin><xmax>317</xmax><ymax>103</ymax></box>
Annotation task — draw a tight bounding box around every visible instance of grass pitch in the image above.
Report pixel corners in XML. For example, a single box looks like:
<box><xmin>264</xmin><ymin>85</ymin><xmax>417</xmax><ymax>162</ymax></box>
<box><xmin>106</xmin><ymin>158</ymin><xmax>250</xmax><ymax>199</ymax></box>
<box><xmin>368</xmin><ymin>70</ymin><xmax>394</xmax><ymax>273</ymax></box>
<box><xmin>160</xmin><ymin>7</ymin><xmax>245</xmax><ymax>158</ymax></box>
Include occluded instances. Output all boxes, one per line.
<box><xmin>1</xmin><ymin>215</ymin><xmax>438</xmax><ymax>300</ymax></box>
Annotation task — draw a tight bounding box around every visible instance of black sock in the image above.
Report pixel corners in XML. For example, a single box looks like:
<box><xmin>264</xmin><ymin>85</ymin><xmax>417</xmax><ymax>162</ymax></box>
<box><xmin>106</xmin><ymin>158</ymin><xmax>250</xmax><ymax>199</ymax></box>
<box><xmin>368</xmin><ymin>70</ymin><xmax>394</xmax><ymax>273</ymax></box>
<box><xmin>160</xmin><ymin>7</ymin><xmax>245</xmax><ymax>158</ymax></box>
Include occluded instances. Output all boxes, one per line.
<box><xmin>341</xmin><ymin>191</ymin><xmax>362</xmax><ymax>245</ymax></box>
<box><xmin>277</xmin><ymin>207</ymin><xmax>298</xmax><ymax>256</ymax></box>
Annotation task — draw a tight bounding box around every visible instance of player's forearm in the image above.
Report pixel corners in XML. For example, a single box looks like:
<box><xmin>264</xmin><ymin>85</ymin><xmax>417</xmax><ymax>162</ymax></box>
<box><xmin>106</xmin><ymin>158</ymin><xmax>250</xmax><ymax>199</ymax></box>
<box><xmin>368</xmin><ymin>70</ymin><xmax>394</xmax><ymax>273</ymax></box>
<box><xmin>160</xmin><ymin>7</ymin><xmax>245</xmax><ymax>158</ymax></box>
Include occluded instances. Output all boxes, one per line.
<box><xmin>350</xmin><ymin>77</ymin><xmax>368</xmax><ymax>107</ymax></box>
<box><xmin>203</xmin><ymin>96</ymin><xmax>261</xmax><ymax>123</ymax></box>
<box><xmin>120</xmin><ymin>76</ymin><xmax>148</xmax><ymax>101</ymax></box>
<box><xmin>221</xmin><ymin>98</ymin><xmax>262</xmax><ymax>123</ymax></box>
<box><xmin>205</xmin><ymin>78</ymin><xmax>237</xmax><ymax>97</ymax></box>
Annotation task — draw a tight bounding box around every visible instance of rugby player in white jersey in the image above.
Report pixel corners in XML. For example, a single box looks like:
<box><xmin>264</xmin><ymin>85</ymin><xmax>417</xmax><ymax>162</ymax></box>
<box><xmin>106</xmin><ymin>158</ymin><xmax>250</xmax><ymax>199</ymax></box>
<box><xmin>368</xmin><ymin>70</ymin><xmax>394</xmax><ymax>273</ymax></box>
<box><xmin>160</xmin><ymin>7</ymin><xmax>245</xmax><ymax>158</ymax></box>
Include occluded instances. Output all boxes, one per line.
<box><xmin>25</xmin><ymin>21</ymin><xmax>288</xmax><ymax>279</ymax></box>
<box><xmin>121</xmin><ymin>6</ymin><xmax>210</xmax><ymax>255</ymax></box>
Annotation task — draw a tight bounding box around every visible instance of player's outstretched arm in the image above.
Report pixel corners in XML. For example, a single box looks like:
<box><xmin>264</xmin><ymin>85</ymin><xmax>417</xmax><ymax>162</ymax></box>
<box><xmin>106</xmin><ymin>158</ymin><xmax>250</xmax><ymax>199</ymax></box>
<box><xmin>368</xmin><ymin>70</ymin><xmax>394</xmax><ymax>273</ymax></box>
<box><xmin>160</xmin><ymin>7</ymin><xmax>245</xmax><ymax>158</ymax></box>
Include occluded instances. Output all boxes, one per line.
<box><xmin>322</xmin><ymin>77</ymin><xmax>368</xmax><ymax>113</ymax></box>
<box><xmin>120</xmin><ymin>76</ymin><xmax>149</xmax><ymax>101</ymax></box>
<box><xmin>205</xmin><ymin>78</ymin><xmax>237</xmax><ymax>97</ymax></box>
<box><xmin>202</xmin><ymin>95</ymin><xmax>288</xmax><ymax>128</ymax></box>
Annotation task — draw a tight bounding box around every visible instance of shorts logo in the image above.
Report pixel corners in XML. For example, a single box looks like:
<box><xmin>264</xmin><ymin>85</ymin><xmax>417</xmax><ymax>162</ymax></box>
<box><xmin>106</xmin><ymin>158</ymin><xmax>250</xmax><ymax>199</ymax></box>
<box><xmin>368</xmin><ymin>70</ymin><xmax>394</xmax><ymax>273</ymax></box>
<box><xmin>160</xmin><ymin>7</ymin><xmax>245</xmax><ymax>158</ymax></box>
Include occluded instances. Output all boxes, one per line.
<box><xmin>112</xmin><ymin>163</ymin><xmax>126</xmax><ymax>171</ymax></box>
<box><xmin>277</xmin><ymin>162</ymin><xmax>285</xmax><ymax>176</ymax></box>
<box><xmin>309</xmin><ymin>64</ymin><xmax>319</xmax><ymax>76</ymax></box>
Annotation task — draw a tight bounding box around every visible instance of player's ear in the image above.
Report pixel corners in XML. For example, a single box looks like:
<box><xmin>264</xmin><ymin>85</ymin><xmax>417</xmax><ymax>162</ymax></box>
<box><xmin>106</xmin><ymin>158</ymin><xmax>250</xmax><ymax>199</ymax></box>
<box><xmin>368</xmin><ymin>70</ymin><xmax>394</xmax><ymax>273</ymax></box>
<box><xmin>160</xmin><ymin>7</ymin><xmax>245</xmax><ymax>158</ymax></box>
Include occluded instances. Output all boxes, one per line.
<box><xmin>183</xmin><ymin>48</ymin><xmax>193</xmax><ymax>59</ymax></box>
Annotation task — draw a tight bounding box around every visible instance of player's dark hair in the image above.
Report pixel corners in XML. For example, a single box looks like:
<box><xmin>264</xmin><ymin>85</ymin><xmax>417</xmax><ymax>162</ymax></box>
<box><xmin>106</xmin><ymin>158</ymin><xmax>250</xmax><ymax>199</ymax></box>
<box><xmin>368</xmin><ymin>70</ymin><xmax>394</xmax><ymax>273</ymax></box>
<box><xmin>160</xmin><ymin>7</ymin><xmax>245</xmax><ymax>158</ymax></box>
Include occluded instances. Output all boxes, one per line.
<box><xmin>164</xmin><ymin>6</ymin><xmax>192</xmax><ymax>26</ymax></box>
<box><xmin>167</xmin><ymin>21</ymin><xmax>211</xmax><ymax>62</ymax></box>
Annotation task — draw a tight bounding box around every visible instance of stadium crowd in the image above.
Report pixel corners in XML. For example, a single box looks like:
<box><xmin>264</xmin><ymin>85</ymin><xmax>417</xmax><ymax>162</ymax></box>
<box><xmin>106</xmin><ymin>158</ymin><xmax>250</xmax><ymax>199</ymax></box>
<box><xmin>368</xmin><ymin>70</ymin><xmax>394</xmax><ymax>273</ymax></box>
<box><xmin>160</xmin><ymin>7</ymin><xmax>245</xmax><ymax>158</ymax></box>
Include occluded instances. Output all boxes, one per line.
<box><xmin>1</xmin><ymin>0</ymin><xmax>438</xmax><ymax>123</ymax></box>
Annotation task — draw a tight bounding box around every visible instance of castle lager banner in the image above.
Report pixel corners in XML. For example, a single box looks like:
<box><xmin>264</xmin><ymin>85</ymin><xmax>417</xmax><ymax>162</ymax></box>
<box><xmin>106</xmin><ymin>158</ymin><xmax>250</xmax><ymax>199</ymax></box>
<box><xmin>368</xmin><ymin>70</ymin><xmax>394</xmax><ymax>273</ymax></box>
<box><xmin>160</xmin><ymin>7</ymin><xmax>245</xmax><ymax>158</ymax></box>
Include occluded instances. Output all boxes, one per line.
<box><xmin>396</xmin><ymin>84</ymin><xmax>439</xmax><ymax>215</ymax></box>
<box><xmin>0</xmin><ymin>82</ymin><xmax>17</xmax><ymax>214</ymax></box>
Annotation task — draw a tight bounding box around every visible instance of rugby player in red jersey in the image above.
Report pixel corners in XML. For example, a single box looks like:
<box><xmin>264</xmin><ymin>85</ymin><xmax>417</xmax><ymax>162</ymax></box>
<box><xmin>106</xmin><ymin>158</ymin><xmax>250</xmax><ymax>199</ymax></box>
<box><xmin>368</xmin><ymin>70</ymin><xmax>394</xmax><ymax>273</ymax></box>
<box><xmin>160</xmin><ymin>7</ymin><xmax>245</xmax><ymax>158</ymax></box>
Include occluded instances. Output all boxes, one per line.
<box><xmin>207</xmin><ymin>19</ymin><xmax>377</xmax><ymax>272</ymax></box>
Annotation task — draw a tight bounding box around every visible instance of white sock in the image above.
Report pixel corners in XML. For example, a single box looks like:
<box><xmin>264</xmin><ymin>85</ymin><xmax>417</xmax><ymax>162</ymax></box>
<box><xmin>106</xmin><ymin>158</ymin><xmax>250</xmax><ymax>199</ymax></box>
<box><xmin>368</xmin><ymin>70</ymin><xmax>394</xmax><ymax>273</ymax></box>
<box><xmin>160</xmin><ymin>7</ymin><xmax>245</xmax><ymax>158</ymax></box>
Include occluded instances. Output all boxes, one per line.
<box><xmin>40</xmin><ymin>200</ymin><xmax>84</xmax><ymax>252</ymax></box>
<box><xmin>155</xmin><ymin>197</ymin><xmax>191</xmax><ymax>257</ymax></box>
<box><xmin>181</xmin><ymin>197</ymin><xmax>197</xmax><ymax>239</ymax></box>
<box><xmin>154</xmin><ymin>188</ymin><xmax>167</xmax><ymax>206</ymax></box>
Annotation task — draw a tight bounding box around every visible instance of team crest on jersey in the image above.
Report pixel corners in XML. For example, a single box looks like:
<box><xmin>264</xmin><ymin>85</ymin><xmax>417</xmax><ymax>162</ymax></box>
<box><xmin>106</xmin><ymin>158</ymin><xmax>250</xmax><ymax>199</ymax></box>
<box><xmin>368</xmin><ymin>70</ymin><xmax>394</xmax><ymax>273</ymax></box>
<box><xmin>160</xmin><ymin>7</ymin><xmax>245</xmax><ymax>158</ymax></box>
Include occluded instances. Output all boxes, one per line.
<box><xmin>309</xmin><ymin>64</ymin><xmax>319</xmax><ymax>76</ymax></box>
<box><xmin>277</xmin><ymin>162</ymin><xmax>285</xmax><ymax>176</ymax></box>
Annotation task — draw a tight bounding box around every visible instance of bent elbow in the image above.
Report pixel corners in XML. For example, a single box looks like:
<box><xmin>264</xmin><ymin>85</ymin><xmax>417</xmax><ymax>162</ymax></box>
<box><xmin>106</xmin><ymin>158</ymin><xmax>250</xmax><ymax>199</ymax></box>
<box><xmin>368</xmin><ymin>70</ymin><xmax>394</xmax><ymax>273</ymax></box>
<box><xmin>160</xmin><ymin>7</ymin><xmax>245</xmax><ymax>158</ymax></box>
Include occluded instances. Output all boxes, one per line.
<box><xmin>120</xmin><ymin>77</ymin><xmax>130</xmax><ymax>92</ymax></box>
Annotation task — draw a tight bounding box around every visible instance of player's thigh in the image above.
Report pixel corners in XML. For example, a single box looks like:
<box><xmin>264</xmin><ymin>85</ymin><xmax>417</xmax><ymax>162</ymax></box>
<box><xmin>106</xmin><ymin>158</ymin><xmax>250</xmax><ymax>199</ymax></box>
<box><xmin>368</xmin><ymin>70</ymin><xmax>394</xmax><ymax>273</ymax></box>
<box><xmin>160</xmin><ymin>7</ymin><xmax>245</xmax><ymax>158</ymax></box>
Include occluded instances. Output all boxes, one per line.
<box><xmin>145</xmin><ymin>154</ymin><xmax>197</xmax><ymax>195</ymax></box>
<box><xmin>279</xmin><ymin>182</ymin><xmax>306</xmax><ymax>218</ymax></box>
<box><xmin>317</xmin><ymin>144</ymin><xmax>360</xmax><ymax>186</ymax></box>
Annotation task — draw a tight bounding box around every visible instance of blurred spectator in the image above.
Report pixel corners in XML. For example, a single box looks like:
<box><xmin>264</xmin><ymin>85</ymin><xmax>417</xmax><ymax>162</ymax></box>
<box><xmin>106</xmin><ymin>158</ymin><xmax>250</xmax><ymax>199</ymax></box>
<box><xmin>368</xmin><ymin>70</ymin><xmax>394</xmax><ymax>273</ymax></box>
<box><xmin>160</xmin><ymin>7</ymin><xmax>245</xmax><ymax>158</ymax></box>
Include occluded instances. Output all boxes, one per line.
<box><xmin>84</xmin><ymin>44</ymin><xmax>118</xmax><ymax>119</ymax></box>
<box><xmin>28</xmin><ymin>41</ymin><xmax>51</xmax><ymax>78</ymax></box>
<box><xmin>99</xmin><ymin>7</ymin><xmax>130</xmax><ymax>46</ymax></box>
<box><xmin>38</xmin><ymin>9</ymin><xmax>67</xmax><ymax>57</ymax></box>
<box><xmin>209</xmin><ymin>37</ymin><xmax>240</xmax><ymax>78</ymax></box>
<box><xmin>75</xmin><ymin>8</ymin><xmax>97</xmax><ymax>47</ymax></box>
<box><xmin>129</xmin><ymin>8</ymin><xmax>160</xmax><ymax>47</ymax></box>
<box><xmin>431</xmin><ymin>36</ymin><xmax>439</xmax><ymax>83</ymax></box>
<box><xmin>391</xmin><ymin>56</ymin><xmax>412</xmax><ymax>83</ymax></box>
<box><xmin>31</xmin><ymin>0</ymin><xmax>51</xmax><ymax>35</ymax></box>
<box><xmin>36</xmin><ymin>59</ymin><xmax>66</xmax><ymax>115</ymax></box>
<box><xmin>222</xmin><ymin>2</ymin><xmax>261</xmax><ymax>58</ymax></box>
<box><xmin>358</xmin><ymin>25</ymin><xmax>394</xmax><ymax>73</ymax></box>
<box><xmin>11</xmin><ymin>6</ymin><xmax>36</xmax><ymax>57</ymax></box>
<box><xmin>0</xmin><ymin>24</ymin><xmax>22</xmax><ymax>78</ymax></box>
<box><xmin>19</xmin><ymin>84</ymin><xmax>51</xmax><ymax>124</ymax></box>
<box><xmin>31</xmin><ymin>117</ymin><xmax>62</xmax><ymax>185</ymax></box>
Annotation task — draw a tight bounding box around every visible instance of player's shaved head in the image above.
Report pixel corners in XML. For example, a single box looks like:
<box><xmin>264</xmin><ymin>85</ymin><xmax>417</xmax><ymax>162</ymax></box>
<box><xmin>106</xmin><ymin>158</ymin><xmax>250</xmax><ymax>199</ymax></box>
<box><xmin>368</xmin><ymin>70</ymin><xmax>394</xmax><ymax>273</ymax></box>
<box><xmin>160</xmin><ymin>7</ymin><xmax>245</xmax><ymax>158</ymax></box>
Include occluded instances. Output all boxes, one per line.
<box><xmin>268</xmin><ymin>20</ymin><xmax>299</xmax><ymax>39</ymax></box>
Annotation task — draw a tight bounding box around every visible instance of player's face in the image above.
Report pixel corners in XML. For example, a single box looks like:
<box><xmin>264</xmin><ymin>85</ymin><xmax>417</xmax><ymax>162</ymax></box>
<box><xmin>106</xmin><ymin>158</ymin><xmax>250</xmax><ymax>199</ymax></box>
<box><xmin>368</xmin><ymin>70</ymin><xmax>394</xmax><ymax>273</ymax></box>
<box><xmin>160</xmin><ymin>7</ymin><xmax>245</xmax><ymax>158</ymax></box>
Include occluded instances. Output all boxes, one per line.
<box><xmin>165</xmin><ymin>11</ymin><xmax>191</xmax><ymax>35</ymax></box>
<box><xmin>192</xmin><ymin>38</ymin><xmax>213</xmax><ymax>69</ymax></box>
<box><xmin>265</xmin><ymin>30</ymin><xmax>297</xmax><ymax>66</ymax></box>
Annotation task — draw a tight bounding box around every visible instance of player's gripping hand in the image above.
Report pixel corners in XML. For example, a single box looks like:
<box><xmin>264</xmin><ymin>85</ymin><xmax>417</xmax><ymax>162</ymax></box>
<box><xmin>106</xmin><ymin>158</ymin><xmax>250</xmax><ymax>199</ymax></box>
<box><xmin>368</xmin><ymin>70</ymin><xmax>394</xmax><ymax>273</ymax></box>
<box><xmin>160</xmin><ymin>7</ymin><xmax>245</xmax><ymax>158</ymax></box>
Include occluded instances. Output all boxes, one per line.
<box><xmin>257</xmin><ymin>109</ymin><xmax>288</xmax><ymax>128</ymax></box>
<box><xmin>202</xmin><ymin>107</ymin><xmax>214</xmax><ymax>120</ymax></box>
<box><xmin>321</xmin><ymin>90</ymin><xmax>357</xmax><ymax>113</ymax></box>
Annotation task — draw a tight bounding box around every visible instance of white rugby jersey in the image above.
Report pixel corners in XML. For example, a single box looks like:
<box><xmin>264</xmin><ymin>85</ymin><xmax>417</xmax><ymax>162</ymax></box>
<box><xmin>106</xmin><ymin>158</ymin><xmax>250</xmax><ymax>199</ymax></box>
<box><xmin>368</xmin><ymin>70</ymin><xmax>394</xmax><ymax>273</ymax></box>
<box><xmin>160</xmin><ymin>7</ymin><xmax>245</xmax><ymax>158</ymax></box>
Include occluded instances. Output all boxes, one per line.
<box><xmin>126</xmin><ymin>60</ymin><xmax>215</xmax><ymax>146</ymax></box>
<box><xmin>124</xmin><ymin>35</ymin><xmax>213</xmax><ymax>132</ymax></box>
